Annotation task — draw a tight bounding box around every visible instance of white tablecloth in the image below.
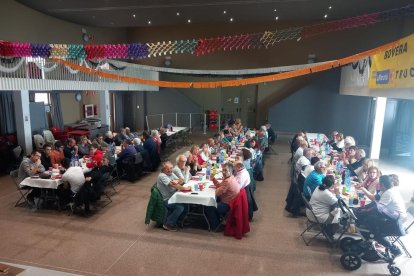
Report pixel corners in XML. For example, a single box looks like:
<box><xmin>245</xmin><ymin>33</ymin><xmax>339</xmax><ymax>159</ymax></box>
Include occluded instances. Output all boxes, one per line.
<box><xmin>166</xmin><ymin>126</ymin><xmax>188</xmax><ymax>137</ymax></box>
<box><xmin>20</xmin><ymin>177</ymin><xmax>63</xmax><ymax>189</ymax></box>
<box><xmin>168</xmin><ymin>169</ymin><xmax>218</xmax><ymax>207</ymax></box>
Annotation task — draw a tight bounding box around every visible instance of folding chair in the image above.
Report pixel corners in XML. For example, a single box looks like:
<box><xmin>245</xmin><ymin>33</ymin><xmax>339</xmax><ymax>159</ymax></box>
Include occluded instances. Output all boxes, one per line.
<box><xmin>300</xmin><ymin>193</ymin><xmax>335</xmax><ymax>246</ymax></box>
<box><xmin>10</xmin><ymin>169</ymin><xmax>31</xmax><ymax>207</ymax></box>
<box><xmin>100</xmin><ymin>172</ymin><xmax>113</xmax><ymax>207</ymax></box>
<box><xmin>390</xmin><ymin>206</ymin><xmax>414</xmax><ymax>258</ymax></box>
<box><xmin>106</xmin><ymin>166</ymin><xmax>120</xmax><ymax>194</ymax></box>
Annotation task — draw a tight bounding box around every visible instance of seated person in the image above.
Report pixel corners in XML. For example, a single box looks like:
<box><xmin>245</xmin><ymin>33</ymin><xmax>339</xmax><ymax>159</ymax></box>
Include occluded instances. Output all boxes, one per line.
<box><xmin>221</xmin><ymin>129</ymin><xmax>233</xmax><ymax>144</ymax></box>
<box><xmin>241</xmin><ymin>148</ymin><xmax>252</xmax><ymax>170</ymax></box>
<box><xmin>132</xmin><ymin>138</ymin><xmax>145</xmax><ymax>153</ymax></box>
<box><xmin>86</xmin><ymin>156</ymin><xmax>113</xmax><ymax>200</ymax></box>
<box><xmin>187</xmin><ymin>145</ymin><xmax>201</xmax><ymax>172</ymax></box>
<box><xmin>197</xmin><ymin>143</ymin><xmax>211</xmax><ymax>167</ymax></box>
<box><xmin>207</xmin><ymin>138</ymin><xmax>217</xmax><ymax>155</ymax></box>
<box><xmin>303</xmin><ymin>161</ymin><xmax>327</xmax><ymax>199</ymax></box>
<box><xmin>85</xmin><ymin>143</ymin><xmax>104</xmax><ymax>168</ymax></box>
<box><xmin>77</xmin><ymin>135</ymin><xmax>91</xmax><ymax>157</ymax></box>
<box><xmin>205</xmin><ymin>162</ymin><xmax>240</xmax><ymax>230</ymax></box>
<box><xmin>266</xmin><ymin>123</ymin><xmax>276</xmax><ymax>144</ymax></box>
<box><xmin>257</xmin><ymin>128</ymin><xmax>268</xmax><ymax>152</ymax></box>
<box><xmin>159</xmin><ymin>128</ymin><xmax>169</xmax><ymax>151</ymax></box>
<box><xmin>307</xmin><ymin>175</ymin><xmax>340</xmax><ymax>238</ymax></box>
<box><xmin>348</xmin><ymin>148</ymin><xmax>366</xmax><ymax>177</ymax></box>
<box><xmin>331</xmin><ymin>133</ymin><xmax>345</xmax><ymax>152</ymax></box>
<box><xmin>63</xmin><ymin>138</ymin><xmax>78</xmax><ymax>160</ymax></box>
<box><xmin>114</xmin><ymin>128</ymin><xmax>128</xmax><ymax>146</ymax></box>
<box><xmin>295</xmin><ymin>148</ymin><xmax>314</xmax><ymax>179</ymax></box>
<box><xmin>104</xmin><ymin>131</ymin><xmax>115</xmax><ymax>145</ymax></box>
<box><xmin>93</xmin><ymin>134</ymin><xmax>109</xmax><ymax>151</ymax></box>
<box><xmin>355</xmin><ymin>158</ymin><xmax>375</xmax><ymax>182</ymax></box>
<box><xmin>292</xmin><ymin>139</ymin><xmax>308</xmax><ymax>165</ymax></box>
<box><xmin>143</xmin><ymin>131</ymin><xmax>156</xmax><ymax>153</ymax></box>
<box><xmin>356</xmin><ymin>166</ymin><xmax>380</xmax><ymax>194</ymax></box>
<box><xmin>302</xmin><ymin>157</ymin><xmax>320</xmax><ymax>178</ymax></box>
<box><xmin>125</xmin><ymin>127</ymin><xmax>137</xmax><ymax>139</ymax></box>
<box><xmin>60</xmin><ymin>158</ymin><xmax>95</xmax><ymax>214</ymax></box>
<box><xmin>50</xmin><ymin>141</ymin><xmax>65</xmax><ymax>166</ymax></box>
<box><xmin>173</xmin><ymin>154</ymin><xmax>191</xmax><ymax>184</ymax></box>
<box><xmin>116</xmin><ymin>139</ymin><xmax>137</xmax><ymax>174</ymax></box>
<box><xmin>18</xmin><ymin>150</ymin><xmax>46</xmax><ymax>204</ymax></box>
<box><xmin>233</xmin><ymin>161</ymin><xmax>250</xmax><ymax>189</ymax></box>
<box><xmin>156</xmin><ymin>161</ymin><xmax>189</xmax><ymax>231</ymax></box>
<box><xmin>41</xmin><ymin>144</ymin><xmax>53</xmax><ymax>169</ymax></box>
<box><xmin>354</xmin><ymin>175</ymin><xmax>407</xmax><ymax>257</ymax></box>
<box><xmin>151</xmin><ymin>130</ymin><xmax>161</xmax><ymax>154</ymax></box>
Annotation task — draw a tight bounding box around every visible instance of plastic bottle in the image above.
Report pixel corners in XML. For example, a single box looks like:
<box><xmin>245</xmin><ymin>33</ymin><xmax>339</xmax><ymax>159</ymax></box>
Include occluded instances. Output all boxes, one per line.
<box><xmin>344</xmin><ymin>168</ymin><xmax>351</xmax><ymax>192</ymax></box>
<box><xmin>220</xmin><ymin>150</ymin><xmax>225</xmax><ymax>164</ymax></box>
<box><xmin>206</xmin><ymin>161</ymin><xmax>211</xmax><ymax>178</ymax></box>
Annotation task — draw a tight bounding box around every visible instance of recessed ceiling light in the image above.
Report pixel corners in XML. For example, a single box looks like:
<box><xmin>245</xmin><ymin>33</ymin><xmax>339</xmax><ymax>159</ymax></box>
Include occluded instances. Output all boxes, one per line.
<box><xmin>110</xmin><ymin>22</ymin><xmax>114</xmax><ymax>25</ymax></box>
<box><xmin>324</xmin><ymin>14</ymin><xmax>328</xmax><ymax>18</ymax></box>
<box><xmin>275</xmin><ymin>16</ymin><xmax>279</xmax><ymax>20</ymax></box>
<box><xmin>92</xmin><ymin>15</ymin><xmax>96</xmax><ymax>19</ymax></box>
<box><xmin>223</xmin><ymin>10</ymin><xmax>227</xmax><ymax>14</ymax></box>
<box><xmin>328</xmin><ymin>6</ymin><xmax>332</xmax><ymax>10</ymax></box>
<box><xmin>133</xmin><ymin>14</ymin><xmax>136</xmax><ymax>18</ymax></box>
<box><xmin>230</xmin><ymin>18</ymin><xmax>234</xmax><ymax>22</ymax></box>
<box><xmin>176</xmin><ymin>12</ymin><xmax>180</xmax><ymax>16</ymax></box>
<box><xmin>147</xmin><ymin>20</ymin><xmax>152</xmax><ymax>24</ymax></box>
<box><xmin>274</xmin><ymin>9</ymin><xmax>277</xmax><ymax>12</ymax></box>
<box><xmin>187</xmin><ymin>19</ymin><xmax>191</xmax><ymax>23</ymax></box>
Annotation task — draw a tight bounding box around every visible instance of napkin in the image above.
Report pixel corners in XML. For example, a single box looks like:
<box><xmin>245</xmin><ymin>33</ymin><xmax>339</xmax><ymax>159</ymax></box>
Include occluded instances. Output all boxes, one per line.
<box><xmin>181</xmin><ymin>189</ymin><xmax>192</xmax><ymax>193</ymax></box>
<box><xmin>209</xmin><ymin>185</ymin><xmax>216</xmax><ymax>188</ymax></box>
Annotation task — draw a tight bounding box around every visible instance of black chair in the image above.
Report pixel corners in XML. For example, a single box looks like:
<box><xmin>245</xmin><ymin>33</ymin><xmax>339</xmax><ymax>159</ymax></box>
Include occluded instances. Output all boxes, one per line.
<box><xmin>10</xmin><ymin>169</ymin><xmax>32</xmax><ymax>207</ymax></box>
<box><xmin>300</xmin><ymin>193</ymin><xmax>335</xmax><ymax>246</ymax></box>
<box><xmin>390</xmin><ymin>206</ymin><xmax>414</xmax><ymax>258</ymax></box>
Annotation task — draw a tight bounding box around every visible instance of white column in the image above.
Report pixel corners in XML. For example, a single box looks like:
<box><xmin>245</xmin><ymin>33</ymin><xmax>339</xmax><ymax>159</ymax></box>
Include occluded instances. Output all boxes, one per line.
<box><xmin>370</xmin><ymin>97</ymin><xmax>387</xmax><ymax>160</ymax></box>
<box><xmin>13</xmin><ymin>90</ymin><xmax>32</xmax><ymax>154</ymax></box>
<box><xmin>99</xmin><ymin>90</ymin><xmax>110</xmax><ymax>129</ymax></box>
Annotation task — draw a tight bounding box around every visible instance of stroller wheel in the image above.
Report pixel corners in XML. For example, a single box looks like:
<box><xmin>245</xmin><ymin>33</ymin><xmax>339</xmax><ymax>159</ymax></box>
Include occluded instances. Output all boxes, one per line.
<box><xmin>388</xmin><ymin>265</ymin><xmax>401</xmax><ymax>276</ymax></box>
<box><xmin>340</xmin><ymin>252</ymin><xmax>362</xmax><ymax>271</ymax></box>
<box><xmin>340</xmin><ymin>237</ymin><xmax>363</xmax><ymax>253</ymax></box>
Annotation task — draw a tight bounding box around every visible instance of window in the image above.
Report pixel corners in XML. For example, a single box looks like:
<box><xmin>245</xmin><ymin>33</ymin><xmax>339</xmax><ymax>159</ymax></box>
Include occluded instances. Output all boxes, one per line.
<box><xmin>34</xmin><ymin>93</ymin><xmax>50</xmax><ymax>105</ymax></box>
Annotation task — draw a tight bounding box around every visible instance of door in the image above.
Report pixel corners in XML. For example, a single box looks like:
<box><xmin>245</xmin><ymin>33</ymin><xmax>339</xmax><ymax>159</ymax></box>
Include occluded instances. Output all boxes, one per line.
<box><xmin>221</xmin><ymin>86</ymin><xmax>256</xmax><ymax>128</ymax></box>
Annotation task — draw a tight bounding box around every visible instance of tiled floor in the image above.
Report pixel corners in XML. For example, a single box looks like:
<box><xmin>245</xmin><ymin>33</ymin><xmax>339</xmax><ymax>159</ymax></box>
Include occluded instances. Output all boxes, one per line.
<box><xmin>0</xmin><ymin>133</ymin><xmax>413</xmax><ymax>275</ymax></box>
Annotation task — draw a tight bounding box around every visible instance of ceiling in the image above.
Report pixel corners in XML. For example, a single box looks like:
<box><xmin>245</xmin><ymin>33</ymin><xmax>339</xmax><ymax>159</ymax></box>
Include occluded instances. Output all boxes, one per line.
<box><xmin>16</xmin><ymin>0</ymin><xmax>413</xmax><ymax>28</ymax></box>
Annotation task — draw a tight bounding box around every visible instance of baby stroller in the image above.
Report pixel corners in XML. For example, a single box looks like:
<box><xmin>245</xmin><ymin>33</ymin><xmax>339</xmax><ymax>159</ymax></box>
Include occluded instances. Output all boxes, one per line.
<box><xmin>337</xmin><ymin>199</ymin><xmax>402</xmax><ymax>276</ymax></box>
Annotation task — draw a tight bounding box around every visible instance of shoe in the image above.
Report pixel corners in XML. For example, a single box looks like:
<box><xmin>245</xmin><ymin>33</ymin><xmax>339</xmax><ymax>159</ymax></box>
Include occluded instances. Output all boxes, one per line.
<box><xmin>163</xmin><ymin>224</ymin><xmax>178</xmax><ymax>232</ymax></box>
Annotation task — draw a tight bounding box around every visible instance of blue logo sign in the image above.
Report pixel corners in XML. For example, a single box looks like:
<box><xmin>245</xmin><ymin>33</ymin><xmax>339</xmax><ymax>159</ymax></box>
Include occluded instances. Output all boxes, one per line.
<box><xmin>376</xmin><ymin>70</ymin><xmax>390</xmax><ymax>84</ymax></box>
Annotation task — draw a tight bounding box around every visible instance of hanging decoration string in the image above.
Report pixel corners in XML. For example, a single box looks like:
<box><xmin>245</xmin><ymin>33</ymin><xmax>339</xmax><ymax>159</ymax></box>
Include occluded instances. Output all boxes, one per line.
<box><xmin>50</xmin><ymin>38</ymin><xmax>401</xmax><ymax>89</ymax></box>
<box><xmin>1</xmin><ymin>5</ymin><xmax>413</xmax><ymax>60</ymax></box>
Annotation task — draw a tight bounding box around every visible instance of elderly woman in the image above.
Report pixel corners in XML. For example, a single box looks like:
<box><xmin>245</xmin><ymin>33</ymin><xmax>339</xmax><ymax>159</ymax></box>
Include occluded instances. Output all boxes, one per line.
<box><xmin>151</xmin><ymin>130</ymin><xmax>161</xmax><ymax>154</ymax></box>
<box><xmin>355</xmin><ymin>158</ymin><xmax>374</xmax><ymax>182</ymax></box>
<box><xmin>77</xmin><ymin>135</ymin><xmax>91</xmax><ymax>157</ymax></box>
<box><xmin>230</xmin><ymin>118</ymin><xmax>243</xmax><ymax>136</ymax></box>
<box><xmin>197</xmin><ymin>143</ymin><xmax>211</xmax><ymax>167</ymax></box>
<box><xmin>356</xmin><ymin>166</ymin><xmax>380</xmax><ymax>194</ymax></box>
<box><xmin>307</xmin><ymin>175</ymin><xmax>340</xmax><ymax>238</ymax></box>
<box><xmin>233</xmin><ymin>161</ymin><xmax>251</xmax><ymax>189</ymax></box>
<box><xmin>241</xmin><ymin>148</ymin><xmax>253</xmax><ymax>170</ymax></box>
<box><xmin>332</xmin><ymin>133</ymin><xmax>345</xmax><ymax>152</ymax></box>
<box><xmin>303</xmin><ymin>161</ymin><xmax>327</xmax><ymax>199</ymax></box>
<box><xmin>348</xmin><ymin>148</ymin><xmax>366</xmax><ymax>177</ymax></box>
<box><xmin>354</xmin><ymin>175</ymin><xmax>407</xmax><ymax>257</ymax></box>
<box><xmin>293</xmin><ymin>139</ymin><xmax>308</xmax><ymax>165</ymax></box>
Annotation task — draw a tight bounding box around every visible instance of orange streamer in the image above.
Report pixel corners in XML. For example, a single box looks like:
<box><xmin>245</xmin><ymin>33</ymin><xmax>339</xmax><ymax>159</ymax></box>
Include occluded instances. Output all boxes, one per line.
<box><xmin>51</xmin><ymin>38</ymin><xmax>401</xmax><ymax>89</ymax></box>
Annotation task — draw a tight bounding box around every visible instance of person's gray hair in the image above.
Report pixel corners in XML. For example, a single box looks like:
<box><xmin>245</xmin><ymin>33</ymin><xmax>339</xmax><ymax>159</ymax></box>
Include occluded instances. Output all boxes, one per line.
<box><xmin>303</xmin><ymin>148</ymin><xmax>314</xmax><ymax>158</ymax></box>
<box><xmin>344</xmin><ymin>136</ymin><xmax>356</xmax><ymax>146</ymax></box>
<box><xmin>358</xmin><ymin>149</ymin><xmax>366</xmax><ymax>158</ymax></box>
<box><xmin>105</xmin><ymin>131</ymin><xmax>113</xmax><ymax>138</ymax></box>
<box><xmin>314</xmin><ymin>161</ymin><xmax>326</xmax><ymax>172</ymax></box>
<box><xmin>161</xmin><ymin>161</ymin><xmax>173</xmax><ymax>172</ymax></box>
<box><xmin>175</xmin><ymin>154</ymin><xmax>187</xmax><ymax>164</ymax></box>
<box><xmin>260</xmin><ymin>125</ymin><xmax>267</xmax><ymax>131</ymax></box>
<box><xmin>222</xmin><ymin>162</ymin><xmax>234</xmax><ymax>174</ymax></box>
<box><xmin>133</xmin><ymin>138</ymin><xmax>141</xmax><ymax>145</ymax></box>
<box><xmin>151</xmin><ymin>129</ymin><xmax>159</xmax><ymax>137</ymax></box>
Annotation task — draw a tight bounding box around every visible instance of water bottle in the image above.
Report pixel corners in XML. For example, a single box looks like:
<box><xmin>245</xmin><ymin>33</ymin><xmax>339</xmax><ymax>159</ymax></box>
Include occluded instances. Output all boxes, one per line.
<box><xmin>336</xmin><ymin>160</ymin><xmax>342</xmax><ymax>172</ymax></box>
<box><xmin>344</xmin><ymin>168</ymin><xmax>351</xmax><ymax>192</ymax></box>
<box><xmin>320</xmin><ymin>148</ymin><xmax>325</xmax><ymax>160</ymax></box>
<box><xmin>220</xmin><ymin>150</ymin><xmax>225</xmax><ymax>164</ymax></box>
<box><xmin>325</xmin><ymin>142</ymin><xmax>330</xmax><ymax>154</ymax></box>
<box><xmin>74</xmin><ymin>156</ymin><xmax>79</xmax><ymax>167</ymax></box>
<box><xmin>206</xmin><ymin>162</ymin><xmax>211</xmax><ymax>178</ymax></box>
<box><xmin>70</xmin><ymin>157</ymin><xmax>75</xmax><ymax>167</ymax></box>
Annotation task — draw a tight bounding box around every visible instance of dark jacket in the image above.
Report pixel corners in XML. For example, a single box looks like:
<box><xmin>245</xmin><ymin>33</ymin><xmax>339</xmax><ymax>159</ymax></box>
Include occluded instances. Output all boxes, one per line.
<box><xmin>145</xmin><ymin>185</ymin><xmax>165</xmax><ymax>224</ymax></box>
